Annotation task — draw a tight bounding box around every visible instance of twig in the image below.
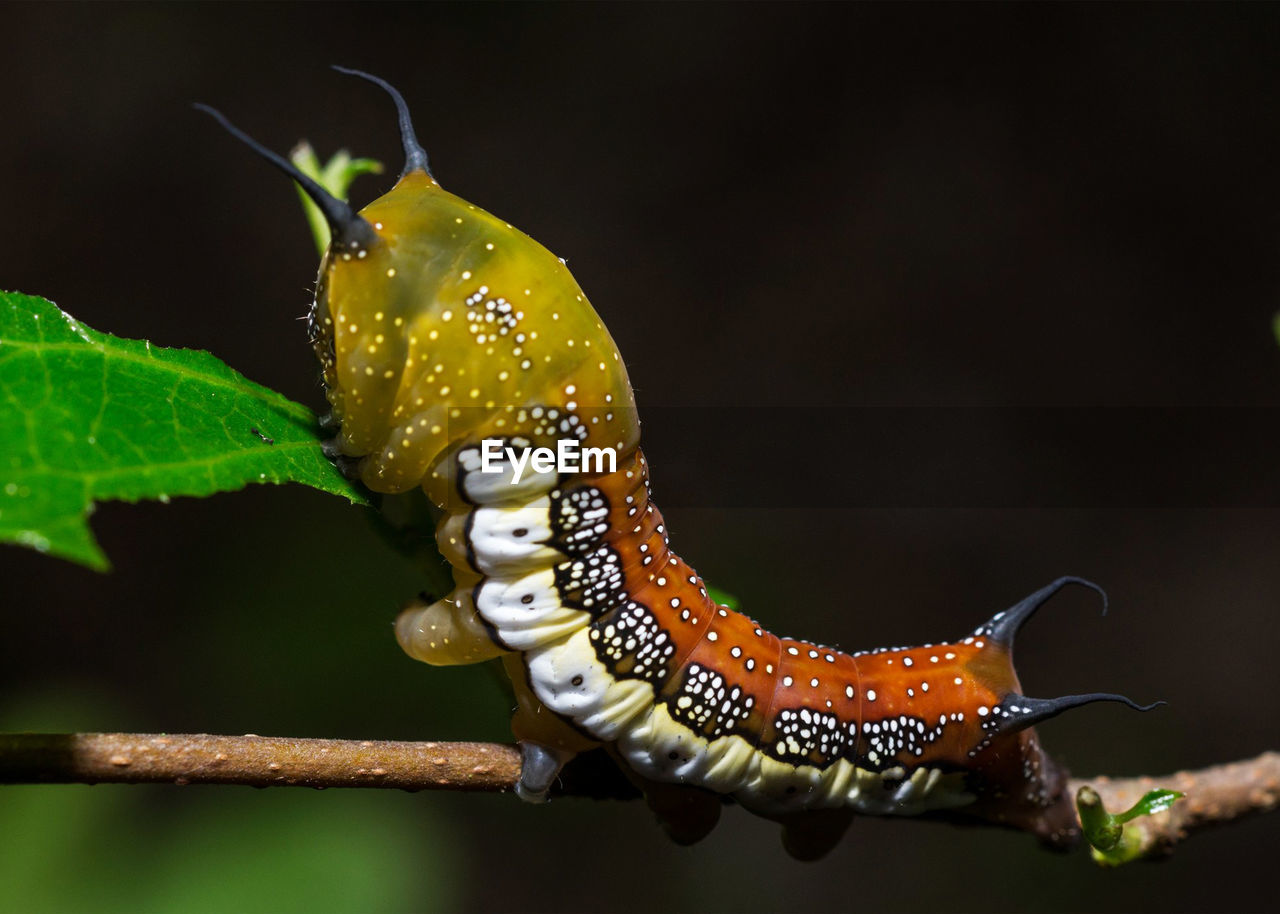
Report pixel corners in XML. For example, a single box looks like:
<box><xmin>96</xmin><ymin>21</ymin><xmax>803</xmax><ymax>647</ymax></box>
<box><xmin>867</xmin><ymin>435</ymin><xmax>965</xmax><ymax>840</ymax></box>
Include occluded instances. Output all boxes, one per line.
<box><xmin>1</xmin><ymin>733</ymin><xmax>1275</xmax><ymax>858</ymax></box>
<box><xmin>1069</xmin><ymin>751</ymin><xmax>1280</xmax><ymax>859</ymax></box>
<box><xmin>0</xmin><ymin>733</ymin><xmax>520</xmax><ymax>792</ymax></box>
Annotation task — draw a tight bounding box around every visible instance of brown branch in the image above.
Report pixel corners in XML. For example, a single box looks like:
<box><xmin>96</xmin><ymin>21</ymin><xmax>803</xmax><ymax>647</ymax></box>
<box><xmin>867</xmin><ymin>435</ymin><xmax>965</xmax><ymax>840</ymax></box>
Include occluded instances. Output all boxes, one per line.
<box><xmin>0</xmin><ymin>733</ymin><xmax>521</xmax><ymax>792</ymax></box>
<box><xmin>1069</xmin><ymin>751</ymin><xmax>1280</xmax><ymax>859</ymax></box>
<box><xmin>1</xmin><ymin>733</ymin><xmax>1274</xmax><ymax>859</ymax></box>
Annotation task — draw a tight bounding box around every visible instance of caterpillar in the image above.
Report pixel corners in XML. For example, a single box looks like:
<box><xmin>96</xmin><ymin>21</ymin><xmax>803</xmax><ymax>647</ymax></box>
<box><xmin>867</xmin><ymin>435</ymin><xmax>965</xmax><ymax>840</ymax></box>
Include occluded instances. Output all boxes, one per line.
<box><xmin>200</xmin><ymin>70</ymin><xmax>1158</xmax><ymax>860</ymax></box>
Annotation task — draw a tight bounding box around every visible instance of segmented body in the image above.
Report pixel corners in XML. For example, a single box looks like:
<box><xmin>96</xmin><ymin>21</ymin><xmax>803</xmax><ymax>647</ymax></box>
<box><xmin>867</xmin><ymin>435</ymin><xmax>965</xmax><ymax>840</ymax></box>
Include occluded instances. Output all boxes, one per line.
<box><xmin>436</xmin><ymin>439</ymin><xmax>1022</xmax><ymax>822</ymax></box>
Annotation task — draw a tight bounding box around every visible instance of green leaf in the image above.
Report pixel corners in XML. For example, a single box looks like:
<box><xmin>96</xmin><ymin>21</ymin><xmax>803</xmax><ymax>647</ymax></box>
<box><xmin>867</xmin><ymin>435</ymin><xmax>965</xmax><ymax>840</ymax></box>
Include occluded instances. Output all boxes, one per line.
<box><xmin>0</xmin><ymin>291</ymin><xmax>367</xmax><ymax>571</ymax></box>
<box><xmin>290</xmin><ymin>142</ymin><xmax>384</xmax><ymax>255</ymax></box>
<box><xmin>1113</xmin><ymin>788</ymin><xmax>1185</xmax><ymax>822</ymax></box>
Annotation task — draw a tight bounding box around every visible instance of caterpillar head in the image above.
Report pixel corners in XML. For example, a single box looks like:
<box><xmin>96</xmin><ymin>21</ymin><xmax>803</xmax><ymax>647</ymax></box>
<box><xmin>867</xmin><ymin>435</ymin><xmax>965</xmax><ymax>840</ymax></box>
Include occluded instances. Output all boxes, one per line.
<box><xmin>201</xmin><ymin>70</ymin><xmax>640</xmax><ymax>498</ymax></box>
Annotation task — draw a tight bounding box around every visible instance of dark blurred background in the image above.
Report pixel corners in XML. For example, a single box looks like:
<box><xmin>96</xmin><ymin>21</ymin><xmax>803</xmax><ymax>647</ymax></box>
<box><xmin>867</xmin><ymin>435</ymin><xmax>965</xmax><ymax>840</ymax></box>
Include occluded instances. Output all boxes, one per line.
<box><xmin>1</xmin><ymin>3</ymin><xmax>1278</xmax><ymax>912</ymax></box>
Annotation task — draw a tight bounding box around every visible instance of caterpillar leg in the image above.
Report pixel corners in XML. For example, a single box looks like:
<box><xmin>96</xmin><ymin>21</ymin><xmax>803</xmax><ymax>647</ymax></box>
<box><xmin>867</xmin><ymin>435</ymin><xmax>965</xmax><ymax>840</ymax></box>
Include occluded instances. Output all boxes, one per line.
<box><xmin>777</xmin><ymin>808</ymin><xmax>855</xmax><ymax>861</ymax></box>
<box><xmin>597</xmin><ymin>747</ymin><xmax>723</xmax><ymax>845</ymax></box>
<box><xmin>515</xmin><ymin>742</ymin><xmax>579</xmax><ymax>804</ymax></box>
<box><xmin>639</xmin><ymin>779</ymin><xmax>723</xmax><ymax>846</ymax></box>
<box><xmin>320</xmin><ymin>436</ymin><xmax>363</xmax><ymax>480</ymax></box>
<box><xmin>395</xmin><ymin>589</ymin><xmax>507</xmax><ymax>666</ymax></box>
<box><xmin>503</xmin><ymin>653</ymin><xmax>598</xmax><ymax>803</ymax></box>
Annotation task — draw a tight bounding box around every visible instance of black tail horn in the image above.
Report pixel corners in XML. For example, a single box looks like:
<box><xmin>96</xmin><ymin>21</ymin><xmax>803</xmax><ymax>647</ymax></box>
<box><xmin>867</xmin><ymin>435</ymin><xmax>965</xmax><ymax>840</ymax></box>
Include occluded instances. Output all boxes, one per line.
<box><xmin>979</xmin><ymin>576</ymin><xmax>1108</xmax><ymax>649</ymax></box>
<box><xmin>989</xmin><ymin>692</ymin><xmax>1165</xmax><ymax>737</ymax></box>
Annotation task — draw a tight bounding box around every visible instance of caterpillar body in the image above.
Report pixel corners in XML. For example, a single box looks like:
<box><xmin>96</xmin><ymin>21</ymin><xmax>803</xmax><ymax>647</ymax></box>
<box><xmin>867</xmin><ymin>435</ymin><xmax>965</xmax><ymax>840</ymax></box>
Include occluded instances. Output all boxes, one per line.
<box><xmin>202</xmin><ymin>71</ymin><xmax>1156</xmax><ymax>860</ymax></box>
